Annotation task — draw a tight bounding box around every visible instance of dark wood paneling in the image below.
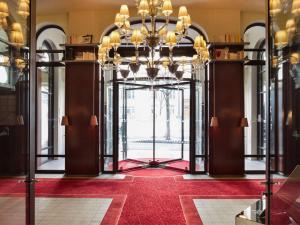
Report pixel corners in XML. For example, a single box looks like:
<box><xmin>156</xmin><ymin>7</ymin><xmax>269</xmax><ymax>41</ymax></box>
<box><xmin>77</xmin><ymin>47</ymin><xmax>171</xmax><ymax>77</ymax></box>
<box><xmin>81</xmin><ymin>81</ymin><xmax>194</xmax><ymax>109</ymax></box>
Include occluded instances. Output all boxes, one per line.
<box><xmin>208</xmin><ymin>61</ymin><xmax>245</xmax><ymax>175</ymax></box>
<box><xmin>65</xmin><ymin>62</ymin><xmax>99</xmax><ymax>175</ymax></box>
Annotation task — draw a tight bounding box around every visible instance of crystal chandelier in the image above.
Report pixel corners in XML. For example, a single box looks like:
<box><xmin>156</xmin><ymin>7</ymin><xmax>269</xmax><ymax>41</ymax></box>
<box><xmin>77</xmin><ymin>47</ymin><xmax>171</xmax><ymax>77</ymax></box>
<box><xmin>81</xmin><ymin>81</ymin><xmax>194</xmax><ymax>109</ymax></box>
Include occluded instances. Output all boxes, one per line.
<box><xmin>98</xmin><ymin>0</ymin><xmax>209</xmax><ymax>80</ymax></box>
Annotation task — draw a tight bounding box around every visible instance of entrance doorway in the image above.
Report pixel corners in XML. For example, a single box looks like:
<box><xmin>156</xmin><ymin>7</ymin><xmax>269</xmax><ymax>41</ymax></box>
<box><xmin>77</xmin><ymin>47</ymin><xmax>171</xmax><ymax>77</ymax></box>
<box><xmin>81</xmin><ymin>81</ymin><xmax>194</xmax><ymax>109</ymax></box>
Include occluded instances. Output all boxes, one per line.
<box><xmin>118</xmin><ymin>82</ymin><xmax>190</xmax><ymax>171</ymax></box>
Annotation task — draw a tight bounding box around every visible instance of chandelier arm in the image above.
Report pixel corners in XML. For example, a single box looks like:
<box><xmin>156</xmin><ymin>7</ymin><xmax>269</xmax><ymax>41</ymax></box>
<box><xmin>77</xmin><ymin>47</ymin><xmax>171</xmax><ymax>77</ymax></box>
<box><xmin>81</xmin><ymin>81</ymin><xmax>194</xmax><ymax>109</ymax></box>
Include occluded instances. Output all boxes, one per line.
<box><xmin>157</xmin><ymin>22</ymin><xmax>168</xmax><ymax>33</ymax></box>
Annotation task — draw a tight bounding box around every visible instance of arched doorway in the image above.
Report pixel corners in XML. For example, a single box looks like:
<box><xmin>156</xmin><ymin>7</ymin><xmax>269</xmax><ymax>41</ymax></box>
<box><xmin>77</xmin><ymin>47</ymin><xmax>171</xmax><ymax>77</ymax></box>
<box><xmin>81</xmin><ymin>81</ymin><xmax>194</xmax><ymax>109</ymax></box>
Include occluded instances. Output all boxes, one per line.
<box><xmin>36</xmin><ymin>25</ymin><xmax>66</xmax><ymax>172</ymax></box>
<box><xmin>100</xmin><ymin>20</ymin><xmax>208</xmax><ymax>173</ymax></box>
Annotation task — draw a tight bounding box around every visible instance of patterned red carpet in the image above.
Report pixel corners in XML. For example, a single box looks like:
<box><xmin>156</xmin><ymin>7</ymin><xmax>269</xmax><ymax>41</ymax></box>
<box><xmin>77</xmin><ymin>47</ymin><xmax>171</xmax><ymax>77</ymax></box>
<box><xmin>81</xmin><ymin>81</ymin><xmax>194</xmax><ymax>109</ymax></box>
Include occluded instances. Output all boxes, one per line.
<box><xmin>0</xmin><ymin>169</ymin><xmax>266</xmax><ymax>225</ymax></box>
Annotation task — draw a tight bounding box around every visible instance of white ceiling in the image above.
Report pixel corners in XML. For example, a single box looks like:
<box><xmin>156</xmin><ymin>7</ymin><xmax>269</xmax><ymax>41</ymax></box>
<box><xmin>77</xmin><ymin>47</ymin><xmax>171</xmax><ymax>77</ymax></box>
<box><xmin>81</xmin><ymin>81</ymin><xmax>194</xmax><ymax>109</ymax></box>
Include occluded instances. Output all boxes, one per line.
<box><xmin>36</xmin><ymin>0</ymin><xmax>265</xmax><ymax>15</ymax></box>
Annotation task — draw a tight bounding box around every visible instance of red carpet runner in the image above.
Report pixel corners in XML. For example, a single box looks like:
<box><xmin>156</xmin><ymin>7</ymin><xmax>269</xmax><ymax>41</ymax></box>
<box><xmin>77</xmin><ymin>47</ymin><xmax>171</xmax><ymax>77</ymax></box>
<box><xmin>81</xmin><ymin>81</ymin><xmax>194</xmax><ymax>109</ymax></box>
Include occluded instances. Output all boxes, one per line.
<box><xmin>0</xmin><ymin>169</ymin><xmax>266</xmax><ymax>225</ymax></box>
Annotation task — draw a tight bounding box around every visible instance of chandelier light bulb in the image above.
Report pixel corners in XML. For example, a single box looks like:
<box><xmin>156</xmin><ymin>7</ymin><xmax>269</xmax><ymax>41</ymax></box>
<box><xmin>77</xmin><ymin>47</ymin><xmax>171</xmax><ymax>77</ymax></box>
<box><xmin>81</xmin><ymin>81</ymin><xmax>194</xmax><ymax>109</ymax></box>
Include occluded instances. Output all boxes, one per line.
<box><xmin>0</xmin><ymin>2</ymin><xmax>9</xmax><ymax>18</ymax></box>
<box><xmin>120</xmin><ymin>4</ymin><xmax>130</xmax><ymax>19</ymax></box>
<box><xmin>162</xmin><ymin>0</ymin><xmax>173</xmax><ymax>17</ymax></box>
<box><xmin>292</xmin><ymin>0</ymin><xmax>300</xmax><ymax>16</ymax></box>
<box><xmin>178</xmin><ymin>6</ymin><xmax>188</xmax><ymax>20</ymax></box>
<box><xmin>138</xmin><ymin>0</ymin><xmax>150</xmax><ymax>17</ymax></box>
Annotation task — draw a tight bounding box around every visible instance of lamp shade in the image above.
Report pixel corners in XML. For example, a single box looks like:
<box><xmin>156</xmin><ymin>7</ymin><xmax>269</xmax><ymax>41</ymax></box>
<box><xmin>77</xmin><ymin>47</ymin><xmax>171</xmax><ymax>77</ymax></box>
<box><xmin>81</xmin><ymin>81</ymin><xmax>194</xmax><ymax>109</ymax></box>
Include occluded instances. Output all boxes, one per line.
<box><xmin>0</xmin><ymin>17</ymin><xmax>7</xmax><ymax>29</ymax></box>
<box><xmin>101</xmin><ymin>36</ymin><xmax>111</xmax><ymax>50</ymax></box>
<box><xmin>114</xmin><ymin>13</ymin><xmax>123</xmax><ymax>28</ymax></box>
<box><xmin>270</xmin><ymin>0</ymin><xmax>281</xmax><ymax>16</ymax></box>
<box><xmin>286</xmin><ymin>19</ymin><xmax>296</xmax><ymax>36</ymax></box>
<box><xmin>90</xmin><ymin>115</ymin><xmax>98</xmax><ymax>126</ymax></box>
<box><xmin>61</xmin><ymin>115</ymin><xmax>69</xmax><ymax>126</ymax></box>
<box><xmin>120</xmin><ymin>4</ymin><xmax>129</xmax><ymax>18</ymax></box>
<box><xmin>10</xmin><ymin>31</ymin><xmax>24</xmax><ymax>46</ymax></box>
<box><xmin>131</xmin><ymin>29</ymin><xmax>143</xmax><ymax>47</ymax></box>
<box><xmin>178</xmin><ymin>6</ymin><xmax>188</xmax><ymax>19</ymax></box>
<box><xmin>194</xmin><ymin>35</ymin><xmax>207</xmax><ymax>52</ymax></box>
<box><xmin>176</xmin><ymin>20</ymin><xmax>184</xmax><ymax>33</ymax></box>
<box><xmin>210</xmin><ymin>116</ymin><xmax>219</xmax><ymax>127</ymax></box>
<box><xmin>110</xmin><ymin>31</ymin><xmax>121</xmax><ymax>50</ymax></box>
<box><xmin>12</xmin><ymin>22</ymin><xmax>22</xmax><ymax>32</ymax></box>
<box><xmin>138</xmin><ymin>0</ymin><xmax>149</xmax><ymax>16</ymax></box>
<box><xmin>275</xmin><ymin>30</ymin><xmax>288</xmax><ymax>46</ymax></box>
<box><xmin>162</xmin><ymin>0</ymin><xmax>173</xmax><ymax>17</ymax></box>
<box><xmin>290</xmin><ymin>52</ymin><xmax>300</xmax><ymax>65</ymax></box>
<box><xmin>166</xmin><ymin>31</ymin><xmax>177</xmax><ymax>48</ymax></box>
<box><xmin>183</xmin><ymin>15</ymin><xmax>191</xmax><ymax>28</ymax></box>
<box><xmin>292</xmin><ymin>0</ymin><xmax>300</xmax><ymax>16</ymax></box>
<box><xmin>0</xmin><ymin>2</ymin><xmax>9</xmax><ymax>18</ymax></box>
<box><xmin>240</xmin><ymin>117</ymin><xmax>249</xmax><ymax>128</ymax></box>
<box><xmin>18</xmin><ymin>0</ymin><xmax>30</xmax><ymax>17</ymax></box>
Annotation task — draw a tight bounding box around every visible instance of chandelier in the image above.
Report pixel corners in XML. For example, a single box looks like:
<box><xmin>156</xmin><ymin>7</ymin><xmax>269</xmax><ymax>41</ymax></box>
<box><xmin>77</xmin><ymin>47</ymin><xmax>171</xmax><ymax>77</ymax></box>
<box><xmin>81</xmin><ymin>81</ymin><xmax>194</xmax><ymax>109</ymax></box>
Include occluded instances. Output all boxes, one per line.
<box><xmin>98</xmin><ymin>0</ymin><xmax>209</xmax><ymax>80</ymax></box>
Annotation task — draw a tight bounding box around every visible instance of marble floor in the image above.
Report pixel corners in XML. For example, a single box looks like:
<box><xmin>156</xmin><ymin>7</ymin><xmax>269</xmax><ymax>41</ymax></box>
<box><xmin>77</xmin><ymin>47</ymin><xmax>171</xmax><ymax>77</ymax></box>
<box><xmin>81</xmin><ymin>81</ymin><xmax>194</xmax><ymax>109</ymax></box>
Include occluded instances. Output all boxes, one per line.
<box><xmin>0</xmin><ymin>197</ymin><xmax>112</xmax><ymax>225</ymax></box>
<box><xmin>194</xmin><ymin>199</ymin><xmax>258</xmax><ymax>225</ymax></box>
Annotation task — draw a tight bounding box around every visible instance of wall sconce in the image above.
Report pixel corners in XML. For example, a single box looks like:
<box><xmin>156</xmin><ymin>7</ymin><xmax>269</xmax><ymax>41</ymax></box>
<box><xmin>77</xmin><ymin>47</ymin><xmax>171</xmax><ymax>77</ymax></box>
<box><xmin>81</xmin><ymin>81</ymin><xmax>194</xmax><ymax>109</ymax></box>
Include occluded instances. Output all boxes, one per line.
<box><xmin>0</xmin><ymin>2</ymin><xmax>9</xmax><ymax>18</ymax></box>
<box><xmin>275</xmin><ymin>30</ymin><xmax>288</xmax><ymax>47</ymax></box>
<box><xmin>17</xmin><ymin>0</ymin><xmax>30</xmax><ymax>18</ymax></box>
<box><xmin>292</xmin><ymin>0</ymin><xmax>300</xmax><ymax>16</ymax></box>
<box><xmin>286</xmin><ymin>111</ymin><xmax>293</xmax><ymax>126</ymax></box>
<box><xmin>90</xmin><ymin>115</ymin><xmax>98</xmax><ymax>126</ymax></box>
<box><xmin>269</xmin><ymin>0</ymin><xmax>281</xmax><ymax>16</ymax></box>
<box><xmin>16</xmin><ymin>115</ymin><xmax>24</xmax><ymax>125</ymax></box>
<box><xmin>240</xmin><ymin>117</ymin><xmax>249</xmax><ymax>128</ymax></box>
<box><xmin>210</xmin><ymin>116</ymin><xmax>219</xmax><ymax>127</ymax></box>
<box><xmin>61</xmin><ymin>115</ymin><xmax>70</xmax><ymax>126</ymax></box>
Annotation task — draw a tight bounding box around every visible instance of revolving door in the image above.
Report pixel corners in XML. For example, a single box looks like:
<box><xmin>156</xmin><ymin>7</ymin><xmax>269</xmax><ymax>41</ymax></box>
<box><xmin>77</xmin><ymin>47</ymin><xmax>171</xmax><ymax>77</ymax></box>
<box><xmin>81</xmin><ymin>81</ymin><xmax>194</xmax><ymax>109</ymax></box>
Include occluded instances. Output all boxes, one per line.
<box><xmin>101</xmin><ymin>70</ymin><xmax>207</xmax><ymax>174</ymax></box>
<box><xmin>118</xmin><ymin>82</ymin><xmax>189</xmax><ymax>171</ymax></box>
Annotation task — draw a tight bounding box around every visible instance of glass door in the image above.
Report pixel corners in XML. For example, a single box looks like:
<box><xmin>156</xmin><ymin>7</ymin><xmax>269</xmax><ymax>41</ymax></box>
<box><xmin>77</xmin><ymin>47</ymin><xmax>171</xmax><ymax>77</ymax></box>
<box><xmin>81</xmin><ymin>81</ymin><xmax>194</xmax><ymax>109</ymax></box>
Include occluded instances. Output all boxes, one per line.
<box><xmin>118</xmin><ymin>85</ymin><xmax>153</xmax><ymax>170</ymax></box>
<box><xmin>117</xmin><ymin>81</ymin><xmax>191</xmax><ymax>171</ymax></box>
<box><xmin>0</xmin><ymin>0</ymin><xmax>35</xmax><ymax>224</ymax></box>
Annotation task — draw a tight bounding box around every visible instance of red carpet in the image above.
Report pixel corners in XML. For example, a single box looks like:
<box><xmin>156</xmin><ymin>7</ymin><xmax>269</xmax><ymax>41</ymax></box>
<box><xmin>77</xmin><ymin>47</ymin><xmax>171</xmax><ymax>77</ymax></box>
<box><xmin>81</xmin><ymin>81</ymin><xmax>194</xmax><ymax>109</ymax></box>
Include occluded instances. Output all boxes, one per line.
<box><xmin>0</xmin><ymin>170</ymin><xmax>267</xmax><ymax>225</ymax></box>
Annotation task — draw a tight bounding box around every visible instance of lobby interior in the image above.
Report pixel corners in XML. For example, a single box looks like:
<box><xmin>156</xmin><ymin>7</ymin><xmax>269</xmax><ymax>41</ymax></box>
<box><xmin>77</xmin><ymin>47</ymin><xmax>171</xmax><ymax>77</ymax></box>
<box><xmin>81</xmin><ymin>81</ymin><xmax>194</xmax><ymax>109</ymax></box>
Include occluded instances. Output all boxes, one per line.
<box><xmin>0</xmin><ymin>0</ymin><xmax>300</xmax><ymax>224</ymax></box>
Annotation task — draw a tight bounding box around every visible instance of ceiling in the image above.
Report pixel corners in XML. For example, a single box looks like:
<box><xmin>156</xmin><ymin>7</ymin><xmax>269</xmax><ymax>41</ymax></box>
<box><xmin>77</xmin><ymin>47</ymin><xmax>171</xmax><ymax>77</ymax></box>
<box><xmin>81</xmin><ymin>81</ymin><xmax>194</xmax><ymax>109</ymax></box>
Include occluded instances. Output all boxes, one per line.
<box><xmin>36</xmin><ymin>0</ymin><xmax>265</xmax><ymax>15</ymax></box>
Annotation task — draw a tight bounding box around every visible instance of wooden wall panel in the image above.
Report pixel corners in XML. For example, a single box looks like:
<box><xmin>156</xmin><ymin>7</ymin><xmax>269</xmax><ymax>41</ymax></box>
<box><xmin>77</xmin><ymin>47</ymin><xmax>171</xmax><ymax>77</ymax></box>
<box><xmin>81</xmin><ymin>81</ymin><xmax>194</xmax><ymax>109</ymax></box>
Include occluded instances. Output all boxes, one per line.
<box><xmin>65</xmin><ymin>62</ymin><xmax>99</xmax><ymax>175</ymax></box>
<box><xmin>208</xmin><ymin>61</ymin><xmax>245</xmax><ymax>175</ymax></box>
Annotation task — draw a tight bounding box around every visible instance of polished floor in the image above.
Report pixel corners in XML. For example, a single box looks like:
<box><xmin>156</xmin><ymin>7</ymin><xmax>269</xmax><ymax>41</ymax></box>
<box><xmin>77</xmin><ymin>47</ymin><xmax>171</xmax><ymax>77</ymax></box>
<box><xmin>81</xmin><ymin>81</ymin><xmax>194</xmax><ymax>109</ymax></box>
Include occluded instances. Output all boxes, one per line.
<box><xmin>194</xmin><ymin>199</ymin><xmax>258</xmax><ymax>225</ymax></box>
<box><xmin>0</xmin><ymin>197</ymin><xmax>112</xmax><ymax>225</ymax></box>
